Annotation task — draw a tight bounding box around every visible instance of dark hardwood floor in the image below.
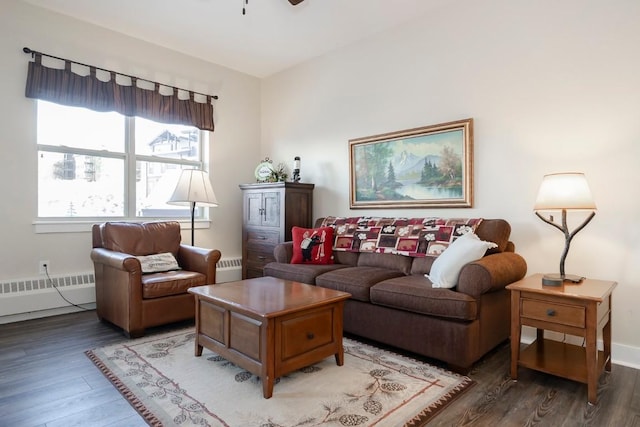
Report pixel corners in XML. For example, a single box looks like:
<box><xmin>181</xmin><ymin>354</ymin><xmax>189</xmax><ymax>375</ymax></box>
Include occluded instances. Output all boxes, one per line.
<box><xmin>0</xmin><ymin>310</ymin><xmax>638</xmax><ymax>426</ymax></box>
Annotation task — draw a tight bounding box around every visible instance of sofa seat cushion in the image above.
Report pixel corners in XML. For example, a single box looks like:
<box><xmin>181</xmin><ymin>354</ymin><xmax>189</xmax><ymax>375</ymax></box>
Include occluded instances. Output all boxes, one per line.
<box><xmin>370</xmin><ymin>275</ymin><xmax>478</xmax><ymax>321</ymax></box>
<box><xmin>316</xmin><ymin>267</ymin><xmax>405</xmax><ymax>302</ymax></box>
<box><xmin>141</xmin><ymin>271</ymin><xmax>207</xmax><ymax>299</ymax></box>
<box><xmin>263</xmin><ymin>262</ymin><xmax>348</xmax><ymax>285</ymax></box>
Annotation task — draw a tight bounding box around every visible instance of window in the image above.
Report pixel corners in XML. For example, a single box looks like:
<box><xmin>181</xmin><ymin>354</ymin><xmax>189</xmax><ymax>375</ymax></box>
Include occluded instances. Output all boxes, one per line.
<box><xmin>37</xmin><ymin>100</ymin><xmax>206</xmax><ymax>219</ymax></box>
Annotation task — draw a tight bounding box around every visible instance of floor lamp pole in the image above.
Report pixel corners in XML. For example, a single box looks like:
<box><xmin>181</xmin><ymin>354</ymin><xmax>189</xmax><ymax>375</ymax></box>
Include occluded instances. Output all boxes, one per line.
<box><xmin>190</xmin><ymin>201</ymin><xmax>196</xmax><ymax>246</ymax></box>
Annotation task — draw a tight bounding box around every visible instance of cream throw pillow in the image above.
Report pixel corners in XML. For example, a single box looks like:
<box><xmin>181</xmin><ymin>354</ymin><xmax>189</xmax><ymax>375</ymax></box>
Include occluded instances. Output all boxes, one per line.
<box><xmin>136</xmin><ymin>252</ymin><xmax>180</xmax><ymax>274</ymax></box>
<box><xmin>426</xmin><ymin>232</ymin><xmax>497</xmax><ymax>289</ymax></box>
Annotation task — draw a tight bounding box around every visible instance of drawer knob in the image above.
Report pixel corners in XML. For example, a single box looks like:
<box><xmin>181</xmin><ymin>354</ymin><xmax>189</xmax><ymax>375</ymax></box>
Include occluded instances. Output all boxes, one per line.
<box><xmin>257</xmin><ymin>256</ymin><xmax>266</xmax><ymax>260</ymax></box>
<box><xmin>546</xmin><ymin>309</ymin><xmax>556</xmax><ymax>316</ymax></box>
<box><xmin>307</xmin><ymin>332</ymin><xmax>315</xmax><ymax>340</ymax></box>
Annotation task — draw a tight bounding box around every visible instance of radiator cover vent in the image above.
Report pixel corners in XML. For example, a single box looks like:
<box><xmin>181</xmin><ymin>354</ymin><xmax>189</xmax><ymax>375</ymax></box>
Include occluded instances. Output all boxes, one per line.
<box><xmin>217</xmin><ymin>257</ymin><xmax>242</xmax><ymax>270</ymax></box>
<box><xmin>0</xmin><ymin>273</ymin><xmax>95</xmax><ymax>295</ymax></box>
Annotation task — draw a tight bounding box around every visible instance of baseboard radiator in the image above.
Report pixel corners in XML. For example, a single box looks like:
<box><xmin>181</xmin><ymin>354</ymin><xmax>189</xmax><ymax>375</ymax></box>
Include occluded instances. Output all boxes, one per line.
<box><xmin>0</xmin><ymin>257</ymin><xmax>243</xmax><ymax>324</ymax></box>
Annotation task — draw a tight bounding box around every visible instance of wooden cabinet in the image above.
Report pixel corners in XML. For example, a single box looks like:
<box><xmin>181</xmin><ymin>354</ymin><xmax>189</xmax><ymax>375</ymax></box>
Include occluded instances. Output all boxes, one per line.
<box><xmin>239</xmin><ymin>182</ymin><xmax>314</xmax><ymax>279</ymax></box>
<box><xmin>507</xmin><ymin>274</ymin><xmax>617</xmax><ymax>405</ymax></box>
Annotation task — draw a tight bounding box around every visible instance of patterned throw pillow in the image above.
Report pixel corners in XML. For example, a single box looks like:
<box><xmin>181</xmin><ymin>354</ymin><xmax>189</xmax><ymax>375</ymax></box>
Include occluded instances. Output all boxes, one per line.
<box><xmin>136</xmin><ymin>252</ymin><xmax>181</xmax><ymax>274</ymax></box>
<box><xmin>290</xmin><ymin>226</ymin><xmax>334</xmax><ymax>265</ymax></box>
<box><xmin>320</xmin><ymin>216</ymin><xmax>483</xmax><ymax>257</ymax></box>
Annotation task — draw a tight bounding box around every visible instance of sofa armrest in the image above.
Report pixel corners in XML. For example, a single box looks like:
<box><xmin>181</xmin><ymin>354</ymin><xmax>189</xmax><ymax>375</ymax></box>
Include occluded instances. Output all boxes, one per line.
<box><xmin>456</xmin><ymin>252</ymin><xmax>527</xmax><ymax>298</ymax></box>
<box><xmin>273</xmin><ymin>242</ymin><xmax>294</xmax><ymax>263</ymax></box>
<box><xmin>177</xmin><ymin>245</ymin><xmax>222</xmax><ymax>283</ymax></box>
<box><xmin>90</xmin><ymin>248</ymin><xmax>141</xmax><ymax>273</ymax></box>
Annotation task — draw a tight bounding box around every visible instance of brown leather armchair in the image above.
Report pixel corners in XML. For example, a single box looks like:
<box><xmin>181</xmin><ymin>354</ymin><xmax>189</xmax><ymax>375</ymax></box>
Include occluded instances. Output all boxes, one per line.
<box><xmin>91</xmin><ymin>221</ymin><xmax>222</xmax><ymax>337</ymax></box>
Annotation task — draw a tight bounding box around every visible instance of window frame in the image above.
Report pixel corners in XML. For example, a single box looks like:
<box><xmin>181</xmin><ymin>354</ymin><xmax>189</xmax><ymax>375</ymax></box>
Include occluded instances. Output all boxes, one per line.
<box><xmin>34</xmin><ymin>102</ymin><xmax>210</xmax><ymax>233</ymax></box>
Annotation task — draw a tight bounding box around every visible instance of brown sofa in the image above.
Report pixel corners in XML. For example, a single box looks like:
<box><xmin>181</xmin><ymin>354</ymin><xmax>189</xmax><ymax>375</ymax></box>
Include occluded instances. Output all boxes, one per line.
<box><xmin>263</xmin><ymin>218</ymin><xmax>527</xmax><ymax>371</ymax></box>
<box><xmin>91</xmin><ymin>221</ymin><xmax>221</xmax><ymax>337</ymax></box>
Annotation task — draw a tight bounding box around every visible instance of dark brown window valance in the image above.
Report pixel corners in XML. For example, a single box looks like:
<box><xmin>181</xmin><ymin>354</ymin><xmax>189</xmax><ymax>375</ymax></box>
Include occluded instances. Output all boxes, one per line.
<box><xmin>25</xmin><ymin>51</ymin><xmax>216</xmax><ymax>131</ymax></box>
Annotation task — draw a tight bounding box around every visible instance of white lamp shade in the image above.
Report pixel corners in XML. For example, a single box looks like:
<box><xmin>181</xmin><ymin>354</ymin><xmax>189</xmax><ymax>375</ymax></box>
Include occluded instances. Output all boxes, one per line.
<box><xmin>167</xmin><ymin>169</ymin><xmax>218</xmax><ymax>207</ymax></box>
<box><xmin>534</xmin><ymin>172</ymin><xmax>596</xmax><ymax>211</ymax></box>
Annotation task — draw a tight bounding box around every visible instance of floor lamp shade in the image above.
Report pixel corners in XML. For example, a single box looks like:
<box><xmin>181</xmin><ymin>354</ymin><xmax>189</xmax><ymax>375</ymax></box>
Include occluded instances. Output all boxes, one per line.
<box><xmin>167</xmin><ymin>169</ymin><xmax>218</xmax><ymax>245</ymax></box>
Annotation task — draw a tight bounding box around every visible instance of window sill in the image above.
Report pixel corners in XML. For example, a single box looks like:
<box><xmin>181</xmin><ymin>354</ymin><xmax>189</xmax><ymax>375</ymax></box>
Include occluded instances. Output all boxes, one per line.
<box><xmin>33</xmin><ymin>219</ymin><xmax>212</xmax><ymax>234</ymax></box>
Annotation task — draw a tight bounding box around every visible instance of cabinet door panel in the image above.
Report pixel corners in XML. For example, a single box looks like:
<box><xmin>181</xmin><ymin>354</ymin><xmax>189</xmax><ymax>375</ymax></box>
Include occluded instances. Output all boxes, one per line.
<box><xmin>245</xmin><ymin>192</ymin><xmax>264</xmax><ymax>226</ymax></box>
<box><xmin>262</xmin><ymin>191</ymin><xmax>281</xmax><ymax>227</ymax></box>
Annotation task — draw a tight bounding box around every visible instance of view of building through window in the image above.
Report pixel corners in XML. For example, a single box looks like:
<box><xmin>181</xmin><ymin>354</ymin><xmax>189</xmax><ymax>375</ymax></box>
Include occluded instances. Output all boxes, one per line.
<box><xmin>37</xmin><ymin>101</ymin><xmax>204</xmax><ymax>219</ymax></box>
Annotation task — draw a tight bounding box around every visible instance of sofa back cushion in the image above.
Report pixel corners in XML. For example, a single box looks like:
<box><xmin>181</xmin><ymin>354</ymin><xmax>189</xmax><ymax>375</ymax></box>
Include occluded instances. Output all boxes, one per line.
<box><xmin>475</xmin><ymin>219</ymin><xmax>511</xmax><ymax>253</ymax></box>
<box><xmin>99</xmin><ymin>221</ymin><xmax>182</xmax><ymax>256</ymax></box>
<box><xmin>358</xmin><ymin>252</ymin><xmax>413</xmax><ymax>275</ymax></box>
<box><xmin>333</xmin><ymin>250</ymin><xmax>359</xmax><ymax>266</ymax></box>
<box><xmin>409</xmin><ymin>256</ymin><xmax>437</xmax><ymax>275</ymax></box>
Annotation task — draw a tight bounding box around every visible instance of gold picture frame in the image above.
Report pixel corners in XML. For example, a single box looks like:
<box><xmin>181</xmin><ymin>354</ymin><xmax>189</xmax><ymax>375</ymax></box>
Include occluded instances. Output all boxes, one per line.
<box><xmin>349</xmin><ymin>118</ymin><xmax>473</xmax><ymax>209</ymax></box>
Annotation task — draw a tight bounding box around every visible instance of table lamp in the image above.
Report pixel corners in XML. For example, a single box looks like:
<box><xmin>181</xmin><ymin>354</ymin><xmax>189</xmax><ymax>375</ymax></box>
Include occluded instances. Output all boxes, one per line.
<box><xmin>168</xmin><ymin>169</ymin><xmax>218</xmax><ymax>246</ymax></box>
<box><xmin>534</xmin><ymin>172</ymin><xmax>596</xmax><ymax>286</ymax></box>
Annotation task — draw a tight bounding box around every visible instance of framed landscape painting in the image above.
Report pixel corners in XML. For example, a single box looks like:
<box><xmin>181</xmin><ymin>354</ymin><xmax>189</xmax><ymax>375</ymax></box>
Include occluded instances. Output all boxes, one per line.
<box><xmin>349</xmin><ymin>118</ymin><xmax>473</xmax><ymax>209</ymax></box>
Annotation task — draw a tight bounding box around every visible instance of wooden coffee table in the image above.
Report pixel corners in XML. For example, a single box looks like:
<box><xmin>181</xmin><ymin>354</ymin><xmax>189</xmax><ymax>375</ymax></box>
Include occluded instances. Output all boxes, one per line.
<box><xmin>188</xmin><ymin>276</ymin><xmax>351</xmax><ymax>398</ymax></box>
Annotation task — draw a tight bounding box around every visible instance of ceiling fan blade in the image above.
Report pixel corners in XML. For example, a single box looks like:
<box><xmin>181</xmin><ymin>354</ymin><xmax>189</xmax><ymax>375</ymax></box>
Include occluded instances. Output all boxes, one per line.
<box><xmin>288</xmin><ymin>0</ymin><xmax>304</xmax><ymax>5</ymax></box>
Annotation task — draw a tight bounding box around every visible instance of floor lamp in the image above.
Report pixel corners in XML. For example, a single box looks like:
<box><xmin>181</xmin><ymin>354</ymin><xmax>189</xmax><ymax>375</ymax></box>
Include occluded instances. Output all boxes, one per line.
<box><xmin>168</xmin><ymin>169</ymin><xmax>218</xmax><ymax>246</ymax></box>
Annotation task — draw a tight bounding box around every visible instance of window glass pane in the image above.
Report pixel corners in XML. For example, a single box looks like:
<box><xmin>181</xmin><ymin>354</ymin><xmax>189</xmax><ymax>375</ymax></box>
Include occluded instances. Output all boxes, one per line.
<box><xmin>136</xmin><ymin>162</ymin><xmax>192</xmax><ymax>218</ymax></box>
<box><xmin>38</xmin><ymin>151</ymin><xmax>124</xmax><ymax>217</ymax></box>
<box><xmin>135</xmin><ymin>117</ymin><xmax>200</xmax><ymax>160</ymax></box>
<box><xmin>37</xmin><ymin>101</ymin><xmax>124</xmax><ymax>152</ymax></box>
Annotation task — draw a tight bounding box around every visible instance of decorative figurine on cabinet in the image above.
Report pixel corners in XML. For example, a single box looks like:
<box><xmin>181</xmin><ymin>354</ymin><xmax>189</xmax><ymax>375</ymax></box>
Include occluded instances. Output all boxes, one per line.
<box><xmin>292</xmin><ymin>156</ymin><xmax>301</xmax><ymax>182</ymax></box>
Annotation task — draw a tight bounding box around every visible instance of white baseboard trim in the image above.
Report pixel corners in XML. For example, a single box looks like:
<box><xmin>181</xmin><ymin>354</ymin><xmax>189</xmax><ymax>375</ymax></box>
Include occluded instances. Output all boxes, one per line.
<box><xmin>0</xmin><ymin>284</ymin><xmax>96</xmax><ymax>324</ymax></box>
<box><xmin>0</xmin><ymin>303</ymin><xmax>97</xmax><ymax>324</ymax></box>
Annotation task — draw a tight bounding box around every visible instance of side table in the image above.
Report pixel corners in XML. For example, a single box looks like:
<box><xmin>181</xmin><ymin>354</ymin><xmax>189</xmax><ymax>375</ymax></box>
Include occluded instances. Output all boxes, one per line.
<box><xmin>506</xmin><ymin>274</ymin><xmax>616</xmax><ymax>405</ymax></box>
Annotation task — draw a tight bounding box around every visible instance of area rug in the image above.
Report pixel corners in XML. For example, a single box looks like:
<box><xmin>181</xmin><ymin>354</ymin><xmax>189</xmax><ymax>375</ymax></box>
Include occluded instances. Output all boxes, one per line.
<box><xmin>86</xmin><ymin>329</ymin><xmax>473</xmax><ymax>426</ymax></box>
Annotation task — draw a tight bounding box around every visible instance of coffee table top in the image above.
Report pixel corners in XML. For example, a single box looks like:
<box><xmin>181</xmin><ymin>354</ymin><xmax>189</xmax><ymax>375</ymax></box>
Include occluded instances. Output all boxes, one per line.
<box><xmin>188</xmin><ymin>276</ymin><xmax>351</xmax><ymax>318</ymax></box>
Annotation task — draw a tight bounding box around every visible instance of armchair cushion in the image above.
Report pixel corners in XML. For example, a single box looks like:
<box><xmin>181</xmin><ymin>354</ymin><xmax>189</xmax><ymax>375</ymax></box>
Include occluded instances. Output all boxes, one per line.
<box><xmin>142</xmin><ymin>270</ymin><xmax>207</xmax><ymax>298</ymax></box>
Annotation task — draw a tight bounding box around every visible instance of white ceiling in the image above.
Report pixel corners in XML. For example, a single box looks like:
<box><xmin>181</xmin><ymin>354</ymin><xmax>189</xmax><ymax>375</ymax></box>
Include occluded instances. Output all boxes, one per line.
<box><xmin>22</xmin><ymin>0</ymin><xmax>444</xmax><ymax>78</ymax></box>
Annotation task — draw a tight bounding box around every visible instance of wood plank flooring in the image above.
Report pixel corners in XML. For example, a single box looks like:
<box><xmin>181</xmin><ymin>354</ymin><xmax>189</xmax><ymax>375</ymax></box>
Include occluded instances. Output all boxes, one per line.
<box><xmin>0</xmin><ymin>310</ymin><xmax>637</xmax><ymax>426</ymax></box>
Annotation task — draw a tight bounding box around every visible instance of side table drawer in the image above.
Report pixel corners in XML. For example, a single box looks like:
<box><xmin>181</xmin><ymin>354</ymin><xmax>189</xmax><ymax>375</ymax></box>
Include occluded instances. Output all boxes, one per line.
<box><xmin>522</xmin><ymin>298</ymin><xmax>585</xmax><ymax>328</ymax></box>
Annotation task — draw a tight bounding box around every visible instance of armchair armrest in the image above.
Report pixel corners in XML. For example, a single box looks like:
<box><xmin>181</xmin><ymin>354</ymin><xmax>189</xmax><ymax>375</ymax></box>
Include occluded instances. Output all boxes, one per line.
<box><xmin>90</xmin><ymin>248</ymin><xmax>141</xmax><ymax>273</ymax></box>
<box><xmin>177</xmin><ymin>245</ymin><xmax>222</xmax><ymax>283</ymax></box>
<box><xmin>273</xmin><ymin>242</ymin><xmax>294</xmax><ymax>263</ymax></box>
<box><xmin>456</xmin><ymin>252</ymin><xmax>527</xmax><ymax>298</ymax></box>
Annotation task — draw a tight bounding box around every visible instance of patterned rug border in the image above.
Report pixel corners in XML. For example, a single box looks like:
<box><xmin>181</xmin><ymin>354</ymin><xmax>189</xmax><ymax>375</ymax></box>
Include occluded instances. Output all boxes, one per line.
<box><xmin>86</xmin><ymin>347</ymin><xmax>163</xmax><ymax>427</ymax></box>
<box><xmin>85</xmin><ymin>329</ymin><xmax>475</xmax><ymax>426</ymax></box>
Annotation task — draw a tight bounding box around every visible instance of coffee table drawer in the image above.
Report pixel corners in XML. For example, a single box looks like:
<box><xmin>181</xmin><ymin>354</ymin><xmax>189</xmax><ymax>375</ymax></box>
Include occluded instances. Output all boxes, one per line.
<box><xmin>280</xmin><ymin>307</ymin><xmax>334</xmax><ymax>360</ymax></box>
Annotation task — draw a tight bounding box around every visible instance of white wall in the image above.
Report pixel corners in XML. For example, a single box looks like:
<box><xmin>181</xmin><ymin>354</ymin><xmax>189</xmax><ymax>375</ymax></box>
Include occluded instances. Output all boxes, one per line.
<box><xmin>2</xmin><ymin>0</ymin><xmax>638</xmax><ymax>366</ymax></box>
<box><xmin>0</xmin><ymin>1</ymin><xmax>258</xmax><ymax>281</ymax></box>
<box><xmin>262</xmin><ymin>0</ymin><xmax>640</xmax><ymax>364</ymax></box>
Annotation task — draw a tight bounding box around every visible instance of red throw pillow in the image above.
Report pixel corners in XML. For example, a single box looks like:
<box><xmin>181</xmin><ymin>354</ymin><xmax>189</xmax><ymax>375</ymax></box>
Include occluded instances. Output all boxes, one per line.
<box><xmin>291</xmin><ymin>226</ymin><xmax>334</xmax><ymax>264</ymax></box>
